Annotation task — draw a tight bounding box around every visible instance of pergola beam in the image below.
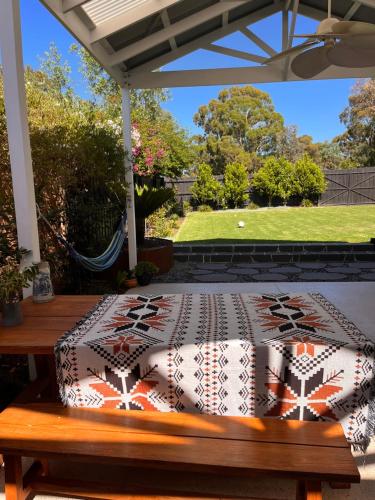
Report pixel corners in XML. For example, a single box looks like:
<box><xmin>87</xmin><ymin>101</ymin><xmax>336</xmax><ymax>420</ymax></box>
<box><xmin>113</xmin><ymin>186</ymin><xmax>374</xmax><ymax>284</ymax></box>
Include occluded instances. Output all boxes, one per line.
<box><xmin>240</xmin><ymin>27</ymin><xmax>277</xmax><ymax>56</ymax></box>
<box><xmin>344</xmin><ymin>2</ymin><xmax>362</xmax><ymax>20</ymax></box>
<box><xmin>283</xmin><ymin>0</ymin><xmax>299</xmax><ymax>80</ymax></box>
<box><xmin>298</xmin><ymin>4</ymin><xmax>343</xmax><ymax>21</ymax></box>
<box><xmin>206</xmin><ymin>44</ymin><xmax>266</xmax><ymax>64</ymax></box>
<box><xmin>357</xmin><ymin>0</ymin><xmax>375</xmax><ymax>8</ymax></box>
<box><xmin>128</xmin><ymin>64</ymin><xmax>375</xmax><ymax>88</ymax></box>
<box><xmin>129</xmin><ymin>66</ymin><xmax>283</xmax><ymax>88</ymax></box>
<box><xmin>89</xmin><ymin>0</ymin><xmax>184</xmax><ymax>43</ymax></box>
<box><xmin>0</xmin><ymin>0</ymin><xmax>41</xmax><ymax>283</ymax></box>
<box><xmin>160</xmin><ymin>9</ymin><xmax>177</xmax><ymax>51</ymax></box>
<box><xmin>128</xmin><ymin>3</ymin><xmax>280</xmax><ymax>74</ymax></box>
<box><xmin>107</xmin><ymin>0</ymin><xmax>248</xmax><ymax>66</ymax></box>
<box><xmin>282</xmin><ymin>6</ymin><xmax>288</xmax><ymax>50</ymax></box>
<box><xmin>62</xmin><ymin>0</ymin><xmax>90</xmax><ymax>13</ymax></box>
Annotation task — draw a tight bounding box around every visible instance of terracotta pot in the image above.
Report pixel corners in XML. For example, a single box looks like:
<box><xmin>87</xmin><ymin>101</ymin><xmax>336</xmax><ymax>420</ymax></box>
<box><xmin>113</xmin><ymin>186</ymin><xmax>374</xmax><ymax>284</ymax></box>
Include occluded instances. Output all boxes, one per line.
<box><xmin>94</xmin><ymin>238</ymin><xmax>174</xmax><ymax>284</ymax></box>
<box><xmin>125</xmin><ymin>278</ymin><xmax>138</xmax><ymax>289</ymax></box>
<box><xmin>115</xmin><ymin>238</ymin><xmax>173</xmax><ymax>275</ymax></box>
<box><xmin>1</xmin><ymin>301</ymin><xmax>23</xmax><ymax>327</ymax></box>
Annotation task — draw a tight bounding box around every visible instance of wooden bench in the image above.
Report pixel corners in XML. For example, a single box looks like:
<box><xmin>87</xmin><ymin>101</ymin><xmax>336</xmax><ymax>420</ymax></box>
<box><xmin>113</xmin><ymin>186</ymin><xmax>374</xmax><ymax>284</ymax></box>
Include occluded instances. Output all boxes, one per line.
<box><xmin>0</xmin><ymin>402</ymin><xmax>360</xmax><ymax>500</ymax></box>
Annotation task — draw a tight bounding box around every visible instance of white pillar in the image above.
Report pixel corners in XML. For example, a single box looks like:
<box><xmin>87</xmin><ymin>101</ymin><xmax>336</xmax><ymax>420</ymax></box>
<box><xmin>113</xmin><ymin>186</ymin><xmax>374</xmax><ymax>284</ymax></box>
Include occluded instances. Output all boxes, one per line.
<box><xmin>121</xmin><ymin>86</ymin><xmax>137</xmax><ymax>269</ymax></box>
<box><xmin>0</xmin><ymin>0</ymin><xmax>40</xmax><ymax>294</ymax></box>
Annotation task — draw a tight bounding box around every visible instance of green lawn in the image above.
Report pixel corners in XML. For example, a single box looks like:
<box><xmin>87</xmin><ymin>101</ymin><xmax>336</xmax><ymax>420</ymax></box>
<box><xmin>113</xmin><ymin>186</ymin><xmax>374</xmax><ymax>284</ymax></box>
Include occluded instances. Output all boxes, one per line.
<box><xmin>174</xmin><ymin>206</ymin><xmax>375</xmax><ymax>244</ymax></box>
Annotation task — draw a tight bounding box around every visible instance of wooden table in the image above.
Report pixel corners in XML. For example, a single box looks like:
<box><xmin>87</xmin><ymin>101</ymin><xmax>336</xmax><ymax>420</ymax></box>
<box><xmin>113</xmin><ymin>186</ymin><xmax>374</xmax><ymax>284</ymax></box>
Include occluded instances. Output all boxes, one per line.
<box><xmin>0</xmin><ymin>296</ymin><xmax>101</xmax><ymax>355</ymax></box>
<box><xmin>0</xmin><ymin>296</ymin><xmax>101</xmax><ymax>400</ymax></box>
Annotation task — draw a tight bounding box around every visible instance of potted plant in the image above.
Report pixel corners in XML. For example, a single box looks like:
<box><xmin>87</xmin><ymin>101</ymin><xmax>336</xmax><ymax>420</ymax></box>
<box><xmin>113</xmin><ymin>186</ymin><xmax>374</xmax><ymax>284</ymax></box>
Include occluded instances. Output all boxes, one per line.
<box><xmin>116</xmin><ymin>269</ymin><xmax>138</xmax><ymax>292</ymax></box>
<box><xmin>134</xmin><ymin>261</ymin><xmax>159</xmax><ymax>286</ymax></box>
<box><xmin>0</xmin><ymin>256</ymin><xmax>37</xmax><ymax>326</ymax></box>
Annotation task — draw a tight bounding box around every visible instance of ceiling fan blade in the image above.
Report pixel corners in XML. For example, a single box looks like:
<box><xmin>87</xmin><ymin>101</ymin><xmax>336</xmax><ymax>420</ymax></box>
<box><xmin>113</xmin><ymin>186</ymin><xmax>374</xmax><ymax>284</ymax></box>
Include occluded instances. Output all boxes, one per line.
<box><xmin>265</xmin><ymin>41</ymin><xmax>318</xmax><ymax>63</ymax></box>
<box><xmin>332</xmin><ymin>21</ymin><xmax>375</xmax><ymax>36</ymax></box>
<box><xmin>327</xmin><ymin>43</ymin><xmax>375</xmax><ymax>68</ymax></box>
<box><xmin>291</xmin><ymin>46</ymin><xmax>331</xmax><ymax>79</ymax></box>
<box><xmin>342</xmin><ymin>33</ymin><xmax>375</xmax><ymax>50</ymax></box>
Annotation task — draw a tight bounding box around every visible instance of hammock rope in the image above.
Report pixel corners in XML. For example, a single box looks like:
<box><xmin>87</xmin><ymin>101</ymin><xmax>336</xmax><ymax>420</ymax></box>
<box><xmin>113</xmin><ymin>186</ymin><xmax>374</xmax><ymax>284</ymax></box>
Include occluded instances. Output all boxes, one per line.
<box><xmin>37</xmin><ymin>205</ymin><xmax>127</xmax><ymax>272</ymax></box>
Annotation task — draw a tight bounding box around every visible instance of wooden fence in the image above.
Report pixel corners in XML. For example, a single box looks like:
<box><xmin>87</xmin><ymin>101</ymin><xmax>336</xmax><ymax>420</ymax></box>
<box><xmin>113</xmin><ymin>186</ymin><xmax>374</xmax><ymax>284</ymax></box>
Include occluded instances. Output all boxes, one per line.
<box><xmin>320</xmin><ymin>167</ymin><xmax>375</xmax><ymax>205</ymax></box>
<box><xmin>166</xmin><ymin>167</ymin><xmax>375</xmax><ymax>206</ymax></box>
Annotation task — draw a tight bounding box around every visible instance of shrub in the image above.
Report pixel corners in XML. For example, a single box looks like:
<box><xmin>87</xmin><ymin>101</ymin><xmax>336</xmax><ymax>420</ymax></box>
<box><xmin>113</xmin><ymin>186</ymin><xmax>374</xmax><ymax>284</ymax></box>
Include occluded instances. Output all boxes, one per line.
<box><xmin>223</xmin><ymin>162</ymin><xmax>249</xmax><ymax>208</ymax></box>
<box><xmin>247</xmin><ymin>201</ymin><xmax>259</xmax><ymax>210</ymax></box>
<box><xmin>252</xmin><ymin>157</ymin><xmax>294</xmax><ymax>206</ymax></box>
<box><xmin>146</xmin><ymin>206</ymin><xmax>177</xmax><ymax>238</ymax></box>
<box><xmin>197</xmin><ymin>204</ymin><xmax>213</xmax><ymax>212</ymax></box>
<box><xmin>191</xmin><ymin>163</ymin><xmax>223</xmax><ymax>208</ymax></box>
<box><xmin>293</xmin><ymin>154</ymin><xmax>326</xmax><ymax>202</ymax></box>
<box><xmin>300</xmin><ymin>199</ymin><xmax>314</xmax><ymax>207</ymax></box>
<box><xmin>134</xmin><ymin>185</ymin><xmax>175</xmax><ymax>244</ymax></box>
<box><xmin>134</xmin><ymin>261</ymin><xmax>159</xmax><ymax>277</ymax></box>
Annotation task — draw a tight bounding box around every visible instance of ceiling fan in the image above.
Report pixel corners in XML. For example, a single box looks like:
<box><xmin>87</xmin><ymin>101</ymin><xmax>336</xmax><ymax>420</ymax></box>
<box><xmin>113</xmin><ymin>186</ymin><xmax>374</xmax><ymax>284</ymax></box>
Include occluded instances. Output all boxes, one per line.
<box><xmin>265</xmin><ymin>0</ymin><xmax>375</xmax><ymax>78</ymax></box>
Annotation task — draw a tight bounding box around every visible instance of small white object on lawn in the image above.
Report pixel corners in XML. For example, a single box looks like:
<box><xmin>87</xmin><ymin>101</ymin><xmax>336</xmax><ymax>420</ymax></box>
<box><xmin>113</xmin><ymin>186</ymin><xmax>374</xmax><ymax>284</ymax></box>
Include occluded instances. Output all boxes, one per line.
<box><xmin>238</xmin><ymin>221</ymin><xmax>245</xmax><ymax>228</ymax></box>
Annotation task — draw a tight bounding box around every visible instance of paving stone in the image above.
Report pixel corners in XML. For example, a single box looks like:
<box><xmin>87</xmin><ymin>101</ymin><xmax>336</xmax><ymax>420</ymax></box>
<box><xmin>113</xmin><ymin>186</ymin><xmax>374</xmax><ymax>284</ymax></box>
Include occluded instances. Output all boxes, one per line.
<box><xmin>252</xmin><ymin>273</ymin><xmax>289</xmax><ymax>282</ymax></box>
<box><xmin>271</xmin><ymin>266</ymin><xmax>302</xmax><ymax>273</ymax></box>
<box><xmin>349</xmin><ymin>262</ymin><xmax>375</xmax><ymax>269</ymax></box>
<box><xmin>326</xmin><ymin>267</ymin><xmax>361</xmax><ymax>274</ymax></box>
<box><xmin>299</xmin><ymin>272</ymin><xmax>346</xmax><ymax>281</ymax></box>
<box><xmin>196</xmin><ymin>263</ymin><xmax>228</xmax><ymax>270</ymax></box>
<box><xmin>245</xmin><ymin>262</ymin><xmax>278</xmax><ymax>268</ymax></box>
<box><xmin>227</xmin><ymin>268</ymin><xmax>259</xmax><ymax>275</ymax></box>
<box><xmin>194</xmin><ymin>273</ymin><xmax>238</xmax><ymax>282</ymax></box>
<box><xmin>190</xmin><ymin>269</ymin><xmax>215</xmax><ymax>275</ymax></box>
<box><xmin>296</xmin><ymin>262</ymin><xmax>327</xmax><ymax>269</ymax></box>
<box><xmin>358</xmin><ymin>273</ymin><xmax>375</xmax><ymax>281</ymax></box>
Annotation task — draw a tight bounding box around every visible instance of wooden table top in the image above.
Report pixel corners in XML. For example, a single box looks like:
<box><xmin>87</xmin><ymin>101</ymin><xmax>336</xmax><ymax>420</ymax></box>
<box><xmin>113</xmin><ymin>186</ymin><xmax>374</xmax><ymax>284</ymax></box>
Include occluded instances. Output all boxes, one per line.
<box><xmin>0</xmin><ymin>295</ymin><xmax>101</xmax><ymax>355</ymax></box>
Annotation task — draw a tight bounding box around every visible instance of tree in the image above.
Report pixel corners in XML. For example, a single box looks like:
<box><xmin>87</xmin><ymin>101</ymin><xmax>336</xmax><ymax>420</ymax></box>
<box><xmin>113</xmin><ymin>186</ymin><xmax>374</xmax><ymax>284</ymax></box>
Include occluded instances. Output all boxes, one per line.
<box><xmin>275</xmin><ymin>125</ymin><xmax>304</xmax><ymax>163</ymax></box>
<box><xmin>292</xmin><ymin>154</ymin><xmax>327</xmax><ymax>202</ymax></box>
<box><xmin>198</xmin><ymin>135</ymin><xmax>257</xmax><ymax>174</ymax></box>
<box><xmin>223</xmin><ymin>162</ymin><xmax>249</xmax><ymax>208</ymax></box>
<box><xmin>338</xmin><ymin>79</ymin><xmax>375</xmax><ymax>167</ymax></box>
<box><xmin>39</xmin><ymin>42</ymin><xmax>73</xmax><ymax>99</ymax></box>
<box><xmin>297</xmin><ymin>135</ymin><xmax>321</xmax><ymax>164</ymax></box>
<box><xmin>194</xmin><ymin>86</ymin><xmax>284</xmax><ymax>173</ymax></box>
<box><xmin>252</xmin><ymin>157</ymin><xmax>294</xmax><ymax>206</ymax></box>
<box><xmin>70</xmin><ymin>44</ymin><xmax>169</xmax><ymax>119</ymax></box>
<box><xmin>191</xmin><ymin>163</ymin><xmax>223</xmax><ymax>207</ymax></box>
<box><xmin>318</xmin><ymin>141</ymin><xmax>359</xmax><ymax>170</ymax></box>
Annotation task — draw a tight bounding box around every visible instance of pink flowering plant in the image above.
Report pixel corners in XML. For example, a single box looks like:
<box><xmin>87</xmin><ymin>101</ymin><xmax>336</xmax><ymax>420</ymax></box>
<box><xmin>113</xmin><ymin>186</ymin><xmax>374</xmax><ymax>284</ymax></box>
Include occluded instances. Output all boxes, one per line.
<box><xmin>131</xmin><ymin>124</ymin><xmax>166</xmax><ymax>177</ymax></box>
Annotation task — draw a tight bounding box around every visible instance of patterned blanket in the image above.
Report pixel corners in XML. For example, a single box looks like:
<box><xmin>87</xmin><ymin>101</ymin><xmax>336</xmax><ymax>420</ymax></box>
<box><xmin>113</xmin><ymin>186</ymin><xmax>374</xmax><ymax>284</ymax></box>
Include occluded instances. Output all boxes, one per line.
<box><xmin>55</xmin><ymin>293</ymin><xmax>375</xmax><ymax>448</ymax></box>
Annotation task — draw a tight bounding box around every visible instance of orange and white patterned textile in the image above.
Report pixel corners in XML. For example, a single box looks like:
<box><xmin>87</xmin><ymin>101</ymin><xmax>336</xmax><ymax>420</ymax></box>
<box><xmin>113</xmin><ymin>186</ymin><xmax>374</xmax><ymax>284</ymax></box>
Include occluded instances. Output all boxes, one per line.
<box><xmin>55</xmin><ymin>293</ymin><xmax>375</xmax><ymax>448</ymax></box>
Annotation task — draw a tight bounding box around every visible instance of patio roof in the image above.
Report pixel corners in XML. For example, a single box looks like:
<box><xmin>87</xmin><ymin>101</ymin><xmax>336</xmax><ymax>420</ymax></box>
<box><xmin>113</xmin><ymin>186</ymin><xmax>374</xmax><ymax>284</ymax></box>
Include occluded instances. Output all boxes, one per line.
<box><xmin>40</xmin><ymin>0</ymin><xmax>375</xmax><ymax>88</ymax></box>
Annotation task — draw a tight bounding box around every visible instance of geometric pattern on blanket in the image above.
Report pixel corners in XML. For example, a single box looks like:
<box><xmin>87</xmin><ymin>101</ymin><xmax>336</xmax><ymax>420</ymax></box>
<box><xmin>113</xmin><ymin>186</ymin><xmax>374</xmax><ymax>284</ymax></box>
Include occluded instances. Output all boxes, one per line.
<box><xmin>55</xmin><ymin>293</ymin><xmax>375</xmax><ymax>448</ymax></box>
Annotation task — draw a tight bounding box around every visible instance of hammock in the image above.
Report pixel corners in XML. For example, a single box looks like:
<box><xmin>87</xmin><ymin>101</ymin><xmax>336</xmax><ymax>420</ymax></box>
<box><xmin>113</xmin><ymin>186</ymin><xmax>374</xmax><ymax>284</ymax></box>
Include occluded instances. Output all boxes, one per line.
<box><xmin>37</xmin><ymin>206</ymin><xmax>127</xmax><ymax>272</ymax></box>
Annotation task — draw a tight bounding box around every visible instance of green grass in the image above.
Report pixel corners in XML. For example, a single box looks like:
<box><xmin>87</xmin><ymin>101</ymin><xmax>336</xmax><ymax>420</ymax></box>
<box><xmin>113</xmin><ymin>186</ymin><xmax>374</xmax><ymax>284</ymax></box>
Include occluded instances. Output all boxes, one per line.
<box><xmin>174</xmin><ymin>206</ymin><xmax>375</xmax><ymax>244</ymax></box>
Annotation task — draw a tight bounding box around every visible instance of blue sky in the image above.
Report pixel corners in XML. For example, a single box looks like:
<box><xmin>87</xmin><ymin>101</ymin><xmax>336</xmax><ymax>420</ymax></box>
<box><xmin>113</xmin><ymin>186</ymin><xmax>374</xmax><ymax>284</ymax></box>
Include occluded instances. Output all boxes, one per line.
<box><xmin>12</xmin><ymin>0</ymin><xmax>360</xmax><ymax>142</ymax></box>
